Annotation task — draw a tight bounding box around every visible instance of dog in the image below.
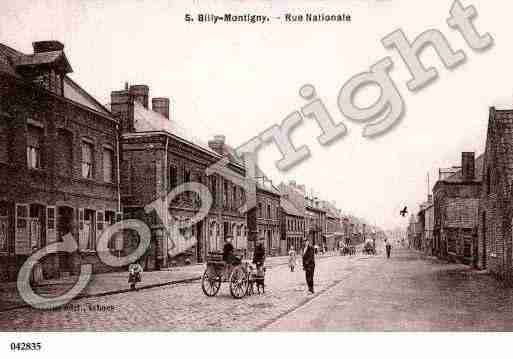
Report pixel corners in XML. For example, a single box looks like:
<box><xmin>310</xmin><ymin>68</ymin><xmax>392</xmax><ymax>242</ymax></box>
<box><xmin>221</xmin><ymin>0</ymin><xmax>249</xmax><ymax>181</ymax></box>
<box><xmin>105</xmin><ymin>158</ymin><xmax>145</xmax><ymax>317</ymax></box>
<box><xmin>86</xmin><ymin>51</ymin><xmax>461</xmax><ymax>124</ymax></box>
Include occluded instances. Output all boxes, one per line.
<box><xmin>248</xmin><ymin>264</ymin><xmax>266</xmax><ymax>295</ymax></box>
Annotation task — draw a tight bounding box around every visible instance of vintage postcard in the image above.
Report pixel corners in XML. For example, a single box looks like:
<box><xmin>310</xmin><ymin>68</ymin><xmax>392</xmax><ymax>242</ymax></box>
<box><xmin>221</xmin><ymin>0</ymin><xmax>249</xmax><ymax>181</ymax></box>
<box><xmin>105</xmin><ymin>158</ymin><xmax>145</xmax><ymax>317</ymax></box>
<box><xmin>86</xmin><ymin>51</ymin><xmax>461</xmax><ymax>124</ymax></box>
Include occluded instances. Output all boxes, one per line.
<box><xmin>0</xmin><ymin>0</ymin><xmax>511</xmax><ymax>356</ymax></box>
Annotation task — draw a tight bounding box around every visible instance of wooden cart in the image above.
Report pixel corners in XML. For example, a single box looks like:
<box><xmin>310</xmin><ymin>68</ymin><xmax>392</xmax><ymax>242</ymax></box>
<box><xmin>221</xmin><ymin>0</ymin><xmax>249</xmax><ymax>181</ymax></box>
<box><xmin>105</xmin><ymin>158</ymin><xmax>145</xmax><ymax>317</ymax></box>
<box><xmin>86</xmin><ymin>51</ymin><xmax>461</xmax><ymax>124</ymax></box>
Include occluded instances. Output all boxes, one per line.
<box><xmin>201</xmin><ymin>251</ymin><xmax>250</xmax><ymax>299</ymax></box>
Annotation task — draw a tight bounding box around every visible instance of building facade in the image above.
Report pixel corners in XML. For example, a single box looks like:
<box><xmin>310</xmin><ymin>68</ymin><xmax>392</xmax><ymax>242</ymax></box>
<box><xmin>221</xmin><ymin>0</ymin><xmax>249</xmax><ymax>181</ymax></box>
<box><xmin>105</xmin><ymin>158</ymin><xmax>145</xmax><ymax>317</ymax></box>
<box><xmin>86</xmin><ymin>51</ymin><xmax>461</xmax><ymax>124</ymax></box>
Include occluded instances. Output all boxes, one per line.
<box><xmin>280</xmin><ymin>196</ymin><xmax>304</xmax><ymax>255</ymax></box>
<box><xmin>433</xmin><ymin>152</ymin><xmax>482</xmax><ymax>264</ymax></box>
<box><xmin>477</xmin><ymin>108</ymin><xmax>513</xmax><ymax>281</ymax></box>
<box><xmin>0</xmin><ymin>41</ymin><xmax>120</xmax><ymax>281</ymax></box>
<box><xmin>305</xmin><ymin>196</ymin><xmax>326</xmax><ymax>248</ymax></box>
<box><xmin>112</xmin><ymin>85</ymin><xmax>247</xmax><ymax>268</ymax></box>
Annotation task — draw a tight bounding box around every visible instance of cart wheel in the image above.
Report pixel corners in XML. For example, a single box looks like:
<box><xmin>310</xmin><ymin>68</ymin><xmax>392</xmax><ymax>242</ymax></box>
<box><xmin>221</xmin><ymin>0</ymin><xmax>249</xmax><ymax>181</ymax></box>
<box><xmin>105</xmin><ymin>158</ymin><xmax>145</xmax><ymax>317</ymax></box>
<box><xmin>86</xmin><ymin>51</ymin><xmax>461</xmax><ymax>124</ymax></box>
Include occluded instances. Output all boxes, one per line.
<box><xmin>229</xmin><ymin>266</ymin><xmax>249</xmax><ymax>299</ymax></box>
<box><xmin>202</xmin><ymin>269</ymin><xmax>221</xmax><ymax>297</ymax></box>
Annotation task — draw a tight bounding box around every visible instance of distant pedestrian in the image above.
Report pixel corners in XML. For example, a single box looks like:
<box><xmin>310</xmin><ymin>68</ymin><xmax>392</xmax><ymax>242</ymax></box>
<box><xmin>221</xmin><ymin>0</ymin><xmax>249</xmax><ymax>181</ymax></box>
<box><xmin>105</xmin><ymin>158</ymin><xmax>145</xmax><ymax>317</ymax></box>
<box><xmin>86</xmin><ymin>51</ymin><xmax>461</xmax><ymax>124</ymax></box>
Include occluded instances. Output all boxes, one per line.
<box><xmin>302</xmin><ymin>239</ymin><xmax>315</xmax><ymax>294</ymax></box>
<box><xmin>386</xmin><ymin>240</ymin><xmax>392</xmax><ymax>259</ymax></box>
<box><xmin>288</xmin><ymin>246</ymin><xmax>297</xmax><ymax>272</ymax></box>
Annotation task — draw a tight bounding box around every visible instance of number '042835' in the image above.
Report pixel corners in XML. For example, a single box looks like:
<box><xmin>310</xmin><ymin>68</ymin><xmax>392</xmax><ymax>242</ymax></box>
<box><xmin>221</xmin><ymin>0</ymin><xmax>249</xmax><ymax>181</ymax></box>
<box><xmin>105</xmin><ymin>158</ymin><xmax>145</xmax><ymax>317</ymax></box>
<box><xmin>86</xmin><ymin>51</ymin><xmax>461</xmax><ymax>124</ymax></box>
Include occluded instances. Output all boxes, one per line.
<box><xmin>10</xmin><ymin>342</ymin><xmax>42</xmax><ymax>351</ymax></box>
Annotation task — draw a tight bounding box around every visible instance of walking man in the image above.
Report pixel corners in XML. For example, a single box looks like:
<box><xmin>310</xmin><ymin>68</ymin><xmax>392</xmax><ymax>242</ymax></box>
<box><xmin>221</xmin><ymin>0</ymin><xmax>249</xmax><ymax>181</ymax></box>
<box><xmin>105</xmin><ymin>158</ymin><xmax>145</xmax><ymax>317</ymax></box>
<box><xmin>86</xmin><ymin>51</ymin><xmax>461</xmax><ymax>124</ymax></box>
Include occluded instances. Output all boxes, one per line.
<box><xmin>302</xmin><ymin>238</ymin><xmax>315</xmax><ymax>294</ymax></box>
<box><xmin>385</xmin><ymin>239</ymin><xmax>392</xmax><ymax>259</ymax></box>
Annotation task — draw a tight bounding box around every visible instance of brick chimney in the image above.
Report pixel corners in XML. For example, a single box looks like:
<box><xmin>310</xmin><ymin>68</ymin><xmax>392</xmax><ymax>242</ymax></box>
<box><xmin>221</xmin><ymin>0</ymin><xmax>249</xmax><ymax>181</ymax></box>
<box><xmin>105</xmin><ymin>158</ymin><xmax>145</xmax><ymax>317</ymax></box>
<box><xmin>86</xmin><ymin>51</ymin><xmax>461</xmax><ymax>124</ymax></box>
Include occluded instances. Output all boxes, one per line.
<box><xmin>33</xmin><ymin>40</ymin><xmax>64</xmax><ymax>53</ymax></box>
<box><xmin>208</xmin><ymin>135</ymin><xmax>226</xmax><ymax>155</ymax></box>
<box><xmin>461</xmin><ymin>152</ymin><xmax>475</xmax><ymax>181</ymax></box>
<box><xmin>129</xmin><ymin>84</ymin><xmax>149</xmax><ymax>109</ymax></box>
<box><xmin>152</xmin><ymin>97</ymin><xmax>170</xmax><ymax>120</ymax></box>
<box><xmin>111</xmin><ymin>87</ymin><xmax>133</xmax><ymax>134</ymax></box>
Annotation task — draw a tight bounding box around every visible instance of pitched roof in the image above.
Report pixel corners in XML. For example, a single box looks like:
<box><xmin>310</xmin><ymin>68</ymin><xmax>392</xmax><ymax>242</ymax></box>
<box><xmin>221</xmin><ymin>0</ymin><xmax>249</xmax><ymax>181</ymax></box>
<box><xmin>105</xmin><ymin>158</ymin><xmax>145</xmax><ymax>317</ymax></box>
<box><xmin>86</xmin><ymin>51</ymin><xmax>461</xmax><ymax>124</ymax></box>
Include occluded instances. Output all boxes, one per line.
<box><xmin>222</xmin><ymin>143</ymin><xmax>280</xmax><ymax>195</ymax></box>
<box><xmin>0</xmin><ymin>42</ymin><xmax>109</xmax><ymax>116</ymax></box>
<box><xmin>132</xmin><ymin>101</ymin><xmax>219</xmax><ymax>156</ymax></box>
<box><xmin>281</xmin><ymin>197</ymin><xmax>302</xmax><ymax>217</ymax></box>
<box><xmin>15</xmin><ymin>50</ymin><xmax>63</xmax><ymax>66</ymax></box>
<box><xmin>443</xmin><ymin>153</ymin><xmax>485</xmax><ymax>183</ymax></box>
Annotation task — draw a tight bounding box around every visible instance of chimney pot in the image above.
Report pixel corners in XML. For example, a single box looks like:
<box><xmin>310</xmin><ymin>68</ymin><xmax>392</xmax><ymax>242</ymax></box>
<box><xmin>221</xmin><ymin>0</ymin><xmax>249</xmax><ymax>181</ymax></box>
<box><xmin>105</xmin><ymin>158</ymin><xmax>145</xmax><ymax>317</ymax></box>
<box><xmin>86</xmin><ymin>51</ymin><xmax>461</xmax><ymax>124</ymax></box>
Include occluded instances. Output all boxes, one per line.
<box><xmin>208</xmin><ymin>135</ymin><xmax>226</xmax><ymax>155</ymax></box>
<box><xmin>129</xmin><ymin>84</ymin><xmax>149</xmax><ymax>109</ymax></box>
<box><xmin>461</xmin><ymin>152</ymin><xmax>475</xmax><ymax>181</ymax></box>
<box><xmin>152</xmin><ymin>97</ymin><xmax>170</xmax><ymax>120</ymax></box>
<box><xmin>33</xmin><ymin>40</ymin><xmax>64</xmax><ymax>53</ymax></box>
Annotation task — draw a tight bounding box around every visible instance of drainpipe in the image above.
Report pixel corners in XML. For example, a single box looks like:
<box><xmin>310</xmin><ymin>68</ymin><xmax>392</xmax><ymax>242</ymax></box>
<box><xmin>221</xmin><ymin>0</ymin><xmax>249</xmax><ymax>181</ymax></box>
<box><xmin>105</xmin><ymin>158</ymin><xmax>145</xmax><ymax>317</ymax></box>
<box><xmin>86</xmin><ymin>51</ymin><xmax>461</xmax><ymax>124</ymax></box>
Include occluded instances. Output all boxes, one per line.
<box><xmin>116</xmin><ymin>124</ymin><xmax>121</xmax><ymax>214</ymax></box>
<box><xmin>163</xmin><ymin>136</ymin><xmax>169</xmax><ymax>267</ymax></box>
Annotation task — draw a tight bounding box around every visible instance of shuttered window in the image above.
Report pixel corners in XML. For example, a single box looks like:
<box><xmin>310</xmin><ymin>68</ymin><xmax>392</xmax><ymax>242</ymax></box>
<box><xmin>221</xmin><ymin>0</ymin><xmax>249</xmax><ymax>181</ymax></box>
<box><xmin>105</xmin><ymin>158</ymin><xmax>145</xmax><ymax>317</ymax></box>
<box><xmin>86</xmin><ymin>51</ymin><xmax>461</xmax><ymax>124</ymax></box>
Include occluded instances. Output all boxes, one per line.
<box><xmin>27</xmin><ymin>125</ymin><xmax>43</xmax><ymax>169</ymax></box>
<box><xmin>0</xmin><ymin>121</ymin><xmax>8</xmax><ymax>163</ymax></box>
<box><xmin>103</xmin><ymin>148</ymin><xmax>114</xmax><ymax>183</ymax></box>
<box><xmin>81</xmin><ymin>141</ymin><xmax>94</xmax><ymax>179</ymax></box>
<box><xmin>168</xmin><ymin>165</ymin><xmax>177</xmax><ymax>190</ymax></box>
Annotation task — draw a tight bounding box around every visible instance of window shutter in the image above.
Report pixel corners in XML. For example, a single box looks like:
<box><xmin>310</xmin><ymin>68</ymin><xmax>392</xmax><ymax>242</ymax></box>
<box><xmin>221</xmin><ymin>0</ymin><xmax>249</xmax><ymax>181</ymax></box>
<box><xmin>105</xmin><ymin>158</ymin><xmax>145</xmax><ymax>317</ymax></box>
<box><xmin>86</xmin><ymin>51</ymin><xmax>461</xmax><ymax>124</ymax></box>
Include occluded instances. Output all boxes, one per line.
<box><xmin>46</xmin><ymin>206</ymin><xmax>56</xmax><ymax>244</ymax></box>
<box><xmin>15</xmin><ymin>204</ymin><xmax>29</xmax><ymax>255</ymax></box>
<box><xmin>78</xmin><ymin>208</ymin><xmax>86</xmax><ymax>250</ymax></box>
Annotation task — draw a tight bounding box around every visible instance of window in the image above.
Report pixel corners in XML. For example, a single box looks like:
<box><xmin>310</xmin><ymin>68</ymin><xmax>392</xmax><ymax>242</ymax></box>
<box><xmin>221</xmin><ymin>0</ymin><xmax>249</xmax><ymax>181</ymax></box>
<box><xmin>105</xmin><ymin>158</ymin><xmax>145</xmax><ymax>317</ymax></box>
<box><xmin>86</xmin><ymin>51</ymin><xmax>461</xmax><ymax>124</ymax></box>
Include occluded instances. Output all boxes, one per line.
<box><xmin>210</xmin><ymin>176</ymin><xmax>217</xmax><ymax>206</ymax></box>
<box><xmin>27</xmin><ymin>125</ymin><xmax>43</xmax><ymax>169</ymax></box>
<box><xmin>267</xmin><ymin>204</ymin><xmax>271</xmax><ymax>219</ymax></box>
<box><xmin>57</xmin><ymin>129</ymin><xmax>73</xmax><ymax>177</ymax></box>
<box><xmin>105</xmin><ymin>211</ymin><xmax>116</xmax><ymax>250</ymax></box>
<box><xmin>47</xmin><ymin>207</ymin><xmax>55</xmax><ymax>230</ymax></box>
<box><xmin>169</xmin><ymin>165</ymin><xmax>177</xmax><ymax>190</ymax></box>
<box><xmin>0</xmin><ymin>121</ymin><xmax>8</xmax><ymax>163</ymax></box>
<box><xmin>79</xmin><ymin>209</ymin><xmax>96</xmax><ymax>251</ymax></box>
<box><xmin>16</xmin><ymin>205</ymin><xmax>28</xmax><ymax>229</ymax></box>
<box><xmin>184</xmin><ymin>168</ymin><xmax>191</xmax><ymax>183</ymax></box>
<box><xmin>81</xmin><ymin>141</ymin><xmax>94</xmax><ymax>179</ymax></box>
<box><xmin>258</xmin><ymin>203</ymin><xmax>262</xmax><ymax>218</ymax></box>
<box><xmin>0</xmin><ymin>203</ymin><xmax>8</xmax><ymax>252</ymax></box>
<box><xmin>487</xmin><ymin>167</ymin><xmax>491</xmax><ymax>195</ymax></box>
<box><xmin>233</xmin><ymin>186</ymin><xmax>237</xmax><ymax>208</ymax></box>
<box><xmin>103</xmin><ymin>148</ymin><xmax>114</xmax><ymax>183</ymax></box>
<box><xmin>223</xmin><ymin>180</ymin><xmax>229</xmax><ymax>207</ymax></box>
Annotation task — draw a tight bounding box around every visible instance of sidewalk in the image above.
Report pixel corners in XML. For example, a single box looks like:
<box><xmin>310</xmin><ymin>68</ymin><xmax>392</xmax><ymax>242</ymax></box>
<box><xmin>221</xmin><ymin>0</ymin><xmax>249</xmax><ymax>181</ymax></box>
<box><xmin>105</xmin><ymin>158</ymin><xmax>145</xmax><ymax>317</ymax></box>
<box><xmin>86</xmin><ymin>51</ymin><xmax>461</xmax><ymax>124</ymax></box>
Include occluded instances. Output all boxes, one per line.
<box><xmin>0</xmin><ymin>254</ymin><xmax>334</xmax><ymax>312</ymax></box>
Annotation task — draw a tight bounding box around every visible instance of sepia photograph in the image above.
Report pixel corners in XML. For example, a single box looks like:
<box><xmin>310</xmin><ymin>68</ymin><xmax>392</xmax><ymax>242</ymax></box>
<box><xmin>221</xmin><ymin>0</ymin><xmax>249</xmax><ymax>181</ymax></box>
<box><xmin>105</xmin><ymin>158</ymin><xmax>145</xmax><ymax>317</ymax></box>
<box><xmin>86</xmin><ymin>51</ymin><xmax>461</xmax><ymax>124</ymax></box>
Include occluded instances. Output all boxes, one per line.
<box><xmin>0</xmin><ymin>0</ymin><xmax>512</xmax><ymax>356</ymax></box>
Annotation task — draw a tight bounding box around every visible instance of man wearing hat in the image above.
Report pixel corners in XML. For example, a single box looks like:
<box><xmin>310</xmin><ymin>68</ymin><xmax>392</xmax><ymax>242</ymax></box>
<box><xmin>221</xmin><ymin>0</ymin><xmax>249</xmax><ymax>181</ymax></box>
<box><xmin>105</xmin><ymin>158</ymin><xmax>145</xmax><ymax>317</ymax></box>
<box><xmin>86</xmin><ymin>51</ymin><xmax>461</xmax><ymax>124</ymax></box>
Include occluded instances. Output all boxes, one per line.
<box><xmin>302</xmin><ymin>238</ymin><xmax>315</xmax><ymax>294</ymax></box>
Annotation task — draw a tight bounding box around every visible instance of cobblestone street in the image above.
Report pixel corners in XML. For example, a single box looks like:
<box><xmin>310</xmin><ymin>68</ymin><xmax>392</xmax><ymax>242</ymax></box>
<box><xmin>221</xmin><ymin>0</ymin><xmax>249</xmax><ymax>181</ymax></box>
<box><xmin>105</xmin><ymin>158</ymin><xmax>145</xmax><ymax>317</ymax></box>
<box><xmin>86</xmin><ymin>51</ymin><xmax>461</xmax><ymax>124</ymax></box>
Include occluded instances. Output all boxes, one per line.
<box><xmin>3</xmin><ymin>245</ymin><xmax>513</xmax><ymax>331</ymax></box>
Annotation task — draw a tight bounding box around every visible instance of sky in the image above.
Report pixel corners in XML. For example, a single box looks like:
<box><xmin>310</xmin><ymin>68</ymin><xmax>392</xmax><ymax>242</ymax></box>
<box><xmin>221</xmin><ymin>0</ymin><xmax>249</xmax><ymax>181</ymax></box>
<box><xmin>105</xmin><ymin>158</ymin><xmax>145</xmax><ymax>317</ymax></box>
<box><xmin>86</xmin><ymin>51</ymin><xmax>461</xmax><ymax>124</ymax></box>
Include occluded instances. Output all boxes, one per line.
<box><xmin>2</xmin><ymin>0</ymin><xmax>513</xmax><ymax>230</ymax></box>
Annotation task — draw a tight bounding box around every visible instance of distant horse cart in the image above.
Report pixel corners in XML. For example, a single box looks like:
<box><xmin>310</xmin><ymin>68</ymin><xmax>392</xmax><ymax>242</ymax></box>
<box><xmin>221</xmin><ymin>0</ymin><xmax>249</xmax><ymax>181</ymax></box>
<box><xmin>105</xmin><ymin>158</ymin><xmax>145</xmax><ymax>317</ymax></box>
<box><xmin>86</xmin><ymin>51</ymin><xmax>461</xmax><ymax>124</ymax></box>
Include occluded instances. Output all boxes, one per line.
<box><xmin>340</xmin><ymin>244</ymin><xmax>356</xmax><ymax>256</ymax></box>
<box><xmin>362</xmin><ymin>241</ymin><xmax>376</xmax><ymax>255</ymax></box>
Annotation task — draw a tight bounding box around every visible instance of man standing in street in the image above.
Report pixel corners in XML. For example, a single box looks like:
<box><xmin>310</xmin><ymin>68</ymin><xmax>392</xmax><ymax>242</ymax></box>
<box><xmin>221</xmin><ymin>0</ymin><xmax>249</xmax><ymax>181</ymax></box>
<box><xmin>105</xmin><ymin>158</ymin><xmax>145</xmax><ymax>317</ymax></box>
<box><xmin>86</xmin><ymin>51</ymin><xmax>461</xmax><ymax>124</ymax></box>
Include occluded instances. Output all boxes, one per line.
<box><xmin>302</xmin><ymin>239</ymin><xmax>315</xmax><ymax>294</ymax></box>
<box><xmin>385</xmin><ymin>239</ymin><xmax>392</xmax><ymax>259</ymax></box>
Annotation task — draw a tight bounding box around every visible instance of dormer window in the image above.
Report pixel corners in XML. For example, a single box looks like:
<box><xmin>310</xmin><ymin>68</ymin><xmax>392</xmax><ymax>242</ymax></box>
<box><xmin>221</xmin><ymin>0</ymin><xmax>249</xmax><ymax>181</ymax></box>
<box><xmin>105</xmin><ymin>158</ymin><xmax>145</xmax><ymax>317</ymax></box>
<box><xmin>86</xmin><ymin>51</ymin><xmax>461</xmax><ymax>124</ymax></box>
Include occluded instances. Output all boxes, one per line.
<box><xmin>15</xmin><ymin>41</ymin><xmax>71</xmax><ymax>96</ymax></box>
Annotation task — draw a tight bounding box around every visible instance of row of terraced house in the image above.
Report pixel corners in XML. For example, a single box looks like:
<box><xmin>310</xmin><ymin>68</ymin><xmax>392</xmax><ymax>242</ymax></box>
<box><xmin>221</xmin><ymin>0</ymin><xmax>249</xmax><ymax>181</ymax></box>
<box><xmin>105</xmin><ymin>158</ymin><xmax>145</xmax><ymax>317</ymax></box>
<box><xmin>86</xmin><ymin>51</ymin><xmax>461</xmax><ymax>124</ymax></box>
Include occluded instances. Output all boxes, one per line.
<box><xmin>410</xmin><ymin>105</ymin><xmax>513</xmax><ymax>284</ymax></box>
<box><xmin>0</xmin><ymin>40</ymin><xmax>357</xmax><ymax>282</ymax></box>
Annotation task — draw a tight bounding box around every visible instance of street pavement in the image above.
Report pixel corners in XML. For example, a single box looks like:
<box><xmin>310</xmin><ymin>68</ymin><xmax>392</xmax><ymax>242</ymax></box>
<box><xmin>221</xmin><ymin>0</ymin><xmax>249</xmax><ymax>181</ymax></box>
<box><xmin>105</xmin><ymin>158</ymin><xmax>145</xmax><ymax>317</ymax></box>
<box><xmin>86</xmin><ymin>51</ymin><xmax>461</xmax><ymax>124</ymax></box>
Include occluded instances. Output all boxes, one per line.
<box><xmin>0</xmin><ymin>254</ymin><xmax>305</xmax><ymax>312</ymax></box>
<box><xmin>2</xmin><ymin>245</ymin><xmax>513</xmax><ymax>331</ymax></box>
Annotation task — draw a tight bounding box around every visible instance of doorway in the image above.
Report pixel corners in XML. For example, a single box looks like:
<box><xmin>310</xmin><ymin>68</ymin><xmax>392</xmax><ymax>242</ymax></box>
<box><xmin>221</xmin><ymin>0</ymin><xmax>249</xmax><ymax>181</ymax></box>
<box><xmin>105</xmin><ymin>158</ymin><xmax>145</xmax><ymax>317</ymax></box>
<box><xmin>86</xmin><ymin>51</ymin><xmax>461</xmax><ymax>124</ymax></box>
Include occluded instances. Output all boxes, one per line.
<box><xmin>58</xmin><ymin>206</ymin><xmax>74</xmax><ymax>272</ymax></box>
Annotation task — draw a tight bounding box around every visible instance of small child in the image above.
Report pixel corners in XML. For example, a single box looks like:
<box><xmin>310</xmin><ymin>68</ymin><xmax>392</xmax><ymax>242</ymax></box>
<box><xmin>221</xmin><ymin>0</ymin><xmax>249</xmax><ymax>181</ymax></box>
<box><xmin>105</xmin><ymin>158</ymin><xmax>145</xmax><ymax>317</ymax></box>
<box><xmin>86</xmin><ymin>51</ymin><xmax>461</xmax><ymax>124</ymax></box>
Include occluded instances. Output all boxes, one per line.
<box><xmin>128</xmin><ymin>262</ymin><xmax>143</xmax><ymax>290</ymax></box>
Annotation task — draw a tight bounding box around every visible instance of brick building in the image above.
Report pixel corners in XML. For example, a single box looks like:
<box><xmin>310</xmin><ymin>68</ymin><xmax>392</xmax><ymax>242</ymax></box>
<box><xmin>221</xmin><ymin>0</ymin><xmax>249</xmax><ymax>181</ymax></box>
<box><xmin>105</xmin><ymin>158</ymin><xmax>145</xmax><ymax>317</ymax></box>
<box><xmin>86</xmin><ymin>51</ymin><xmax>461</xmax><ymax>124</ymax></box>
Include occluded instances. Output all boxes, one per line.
<box><xmin>433</xmin><ymin>152</ymin><xmax>483</xmax><ymax>264</ymax></box>
<box><xmin>322</xmin><ymin>201</ymin><xmax>342</xmax><ymax>251</ymax></box>
<box><xmin>422</xmin><ymin>195</ymin><xmax>434</xmax><ymax>255</ymax></box>
<box><xmin>279</xmin><ymin>181</ymin><xmax>306</xmax><ymax>253</ymax></box>
<box><xmin>477</xmin><ymin>108</ymin><xmax>513</xmax><ymax>281</ymax></box>
<box><xmin>253</xmin><ymin>180</ymin><xmax>281</xmax><ymax>256</ymax></box>
<box><xmin>305</xmin><ymin>196</ymin><xmax>326</xmax><ymax>248</ymax></box>
<box><xmin>0</xmin><ymin>41</ymin><xmax>120</xmax><ymax>280</ymax></box>
<box><xmin>210</xmin><ymin>139</ymin><xmax>281</xmax><ymax>257</ymax></box>
<box><xmin>112</xmin><ymin>85</ymin><xmax>247</xmax><ymax>268</ymax></box>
